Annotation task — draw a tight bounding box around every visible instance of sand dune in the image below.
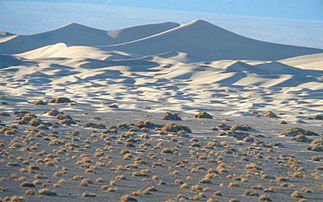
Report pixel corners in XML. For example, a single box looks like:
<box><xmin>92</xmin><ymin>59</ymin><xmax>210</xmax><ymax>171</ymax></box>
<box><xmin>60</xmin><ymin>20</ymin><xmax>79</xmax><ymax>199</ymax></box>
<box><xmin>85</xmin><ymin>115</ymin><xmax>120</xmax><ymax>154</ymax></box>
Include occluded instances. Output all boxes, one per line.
<box><xmin>0</xmin><ymin>22</ymin><xmax>179</xmax><ymax>54</ymax></box>
<box><xmin>15</xmin><ymin>43</ymin><xmax>134</xmax><ymax>60</ymax></box>
<box><xmin>1</xmin><ymin>20</ymin><xmax>322</xmax><ymax>120</ymax></box>
<box><xmin>0</xmin><ymin>32</ymin><xmax>17</xmax><ymax>43</ymax></box>
<box><xmin>102</xmin><ymin>19</ymin><xmax>323</xmax><ymax>61</ymax></box>
<box><xmin>2</xmin><ymin>49</ymin><xmax>322</xmax><ymax>117</ymax></box>
<box><xmin>280</xmin><ymin>53</ymin><xmax>323</xmax><ymax>70</ymax></box>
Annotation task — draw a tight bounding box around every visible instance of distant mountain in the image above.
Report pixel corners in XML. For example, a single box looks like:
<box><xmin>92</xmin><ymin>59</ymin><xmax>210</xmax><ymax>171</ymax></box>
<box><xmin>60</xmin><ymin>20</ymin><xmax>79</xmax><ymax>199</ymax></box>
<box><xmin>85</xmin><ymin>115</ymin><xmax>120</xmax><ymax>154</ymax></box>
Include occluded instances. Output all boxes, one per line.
<box><xmin>0</xmin><ymin>22</ymin><xmax>179</xmax><ymax>54</ymax></box>
<box><xmin>102</xmin><ymin>19</ymin><xmax>323</xmax><ymax>61</ymax></box>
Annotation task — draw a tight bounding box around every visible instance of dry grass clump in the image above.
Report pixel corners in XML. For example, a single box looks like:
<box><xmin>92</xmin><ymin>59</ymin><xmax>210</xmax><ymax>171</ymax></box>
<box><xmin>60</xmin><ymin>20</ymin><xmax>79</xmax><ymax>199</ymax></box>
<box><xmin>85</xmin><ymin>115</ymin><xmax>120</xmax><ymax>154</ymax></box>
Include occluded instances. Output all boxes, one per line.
<box><xmin>180</xmin><ymin>183</ymin><xmax>189</xmax><ymax>189</ymax></box>
<box><xmin>263</xmin><ymin>111</ymin><xmax>278</xmax><ymax>118</ymax></box>
<box><xmin>258</xmin><ymin>194</ymin><xmax>272</xmax><ymax>201</ymax></box>
<box><xmin>177</xmin><ymin>130</ymin><xmax>188</xmax><ymax>137</ymax></box>
<box><xmin>169</xmin><ymin>170</ymin><xmax>180</xmax><ymax>175</ymax></box>
<box><xmin>244</xmin><ymin>190</ymin><xmax>259</xmax><ymax>196</ymax></box>
<box><xmin>0</xmin><ymin>111</ymin><xmax>10</xmax><ymax>116</ymax></box>
<box><xmin>199</xmin><ymin>173</ymin><xmax>216</xmax><ymax>184</ymax></box>
<box><xmin>301</xmin><ymin>187</ymin><xmax>313</xmax><ymax>193</ymax></box>
<box><xmin>308</xmin><ymin>138</ymin><xmax>323</xmax><ymax>152</ymax></box>
<box><xmin>27</xmin><ymin>164</ymin><xmax>40</xmax><ymax>171</ymax></box>
<box><xmin>243</xmin><ymin>137</ymin><xmax>255</xmax><ymax>143</ymax></box>
<box><xmin>135</xmin><ymin>120</ymin><xmax>160</xmax><ymax>129</ymax></box>
<box><xmin>102</xmin><ymin>185</ymin><xmax>118</xmax><ymax>192</ymax></box>
<box><xmin>120</xmin><ymin>194</ymin><xmax>138</xmax><ymax>202</ymax></box>
<box><xmin>192</xmin><ymin>192</ymin><xmax>206</xmax><ymax>200</ymax></box>
<box><xmin>1</xmin><ymin>195</ymin><xmax>25</xmax><ymax>201</ymax></box>
<box><xmin>161</xmin><ymin>147</ymin><xmax>174</xmax><ymax>154</ymax></box>
<box><xmin>217</xmin><ymin>123</ymin><xmax>232</xmax><ymax>131</ymax></box>
<box><xmin>6</xmin><ymin>162</ymin><xmax>21</xmax><ymax>167</ymax></box>
<box><xmin>115</xmin><ymin>175</ymin><xmax>126</xmax><ymax>180</ymax></box>
<box><xmin>0</xmin><ymin>126</ymin><xmax>17</xmax><ymax>135</ymax></box>
<box><xmin>278</xmin><ymin>127</ymin><xmax>318</xmax><ymax>137</ymax></box>
<box><xmin>16</xmin><ymin>112</ymin><xmax>36</xmax><ymax>124</ymax></box>
<box><xmin>275</xmin><ymin>176</ymin><xmax>288</xmax><ymax>182</ymax></box>
<box><xmin>49</xmin><ymin>97</ymin><xmax>72</xmax><ymax>104</ymax></box>
<box><xmin>308</xmin><ymin>114</ymin><xmax>323</xmax><ymax>120</ymax></box>
<box><xmin>230</xmin><ymin>124</ymin><xmax>252</xmax><ymax>131</ymax></box>
<box><xmin>84</xmin><ymin>121</ymin><xmax>106</xmax><ymax>129</ymax></box>
<box><xmin>290</xmin><ymin>191</ymin><xmax>303</xmax><ymax>198</ymax></box>
<box><xmin>245</xmin><ymin>162</ymin><xmax>261</xmax><ymax>173</ymax></box>
<box><xmin>191</xmin><ymin>184</ymin><xmax>203</xmax><ymax>191</ymax></box>
<box><xmin>38</xmin><ymin>188</ymin><xmax>57</xmax><ymax>196</ymax></box>
<box><xmin>72</xmin><ymin>175</ymin><xmax>81</xmax><ymax>181</ymax></box>
<box><xmin>161</xmin><ymin>123</ymin><xmax>191</xmax><ymax>133</ymax></box>
<box><xmin>96</xmin><ymin>177</ymin><xmax>104</xmax><ymax>182</ymax></box>
<box><xmin>82</xmin><ymin>192</ymin><xmax>96</xmax><ymax>197</ymax></box>
<box><xmin>264</xmin><ymin>187</ymin><xmax>275</xmax><ymax>193</ymax></box>
<box><xmin>55</xmin><ymin>114</ymin><xmax>76</xmax><ymax>125</ymax></box>
<box><xmin>47</xmin><ymin>109</ymin><xmax>60</xmax><ymax>116</ymax></box>
<box><xmin>292</xmin><ymin>134</ymin><xmax>311</xmax><ymax>143</ymax></box>
<box><xmin>24</xmin><ymin>189</ymin><xmax>35</xmax><ymax>195</ymax></box>
<box><xmin>280</xmin><ymin>120</ymin><xmax>287</xmax><ymax>124</ymax></box>
<box><xmin>29</xmin><ymin>173</ymin><xmax>41</xmax><ymax>181</ymax></box>
<box><xmin>18</xmin><ymin>176</ymin><xmax>26</xmax><ymax>182</ymax></box>
<box><xmin>20</xmin><ymin>182</ymin><xmax>35</xmax><ymax>187</ymax></box>
<box><xmin>213</xmin><ymin>191</ymin><xmax>222</xmax><ymax>196</ymax></box>
<box><xmin>310</xmin><ymin>156</ymin><xmax>321</xmax><ymax>161</ymax></box>
<box><xmin>29</xmin><ymin>118</ymin><xmax>41</xmax><ymax>126</ymax></box>
<box><xmin>58</xmin><ymin>118</ymin><xmax>76</xmax><ymax>125</ymax></box>
<box><xmin>151</xmin><ymin>175</ymin><xmax>159</xmax><ymax>181</ymax></box>
<box><xmin>144</xmin><ymin>186</ymin><xmax>157</xmax><ymax>193</ymax></box>
<box><xmin>288</xmin><ymin>172</ymin><xmax>305</xmax><ymax>178</ymax></box>
<box><xmin>228</xmin><ymin>182</ymin><xmax>239</xmax><ymax>187</ymax></box>
<box><xmin>163</xmin><ymin>112</ymin><xmax>182</xmax><ymax>121</ymax></box>
<box><xmin>252</xmin><ymin>184</ymin><xmax>263</xmax><ymax>190</ymax></box>
<box><xmin>176</xmin><ymin>194</ymin><xmax>189</xmax><ymax>200</ymax></box>
<box><xmin>228</xmin><ymin>198</ymin><xmax>240</xmax><ymax>202</ymax></box>
<box><xmin>34</xmin><ymin>100</ymin><xmax>47</xmax><ymax>105</ymax></box>
<box><xmin>80</xmin><ymin>178</ymin><xmax>92</xmax><ymax>186</ymax></box>
<box><xmin>132</xmin><ymin>169</ymin><xmax>151</xmax><ymax>177</ymax></box>
<box><xmin>195</xmin><ymin>112</ymin><xmax>213</xmax><ymax>119</ymax></box>
<box><xmin>174</xmin><ymin>178</ymin><xmax>183</xmax><ymax>184</ymax></box>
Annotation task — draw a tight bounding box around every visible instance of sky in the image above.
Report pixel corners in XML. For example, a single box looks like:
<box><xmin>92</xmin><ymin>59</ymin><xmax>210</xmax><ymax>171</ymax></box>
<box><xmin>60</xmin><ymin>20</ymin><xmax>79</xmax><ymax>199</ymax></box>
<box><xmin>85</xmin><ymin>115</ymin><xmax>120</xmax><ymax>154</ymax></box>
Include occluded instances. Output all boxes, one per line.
<box><xmin>4</xmin><ymin>0</ymin><xmax>323</xmax><ymax>21</ymax></box>
<box><xmin>0</xmin><ymin>0</ymin><xmax>323</xmax><ymax>49</ymax></box>
<box><xmin>106</xmin><ymin>0</ymin><xmax>323</xmax><ymax>21</ymax></box>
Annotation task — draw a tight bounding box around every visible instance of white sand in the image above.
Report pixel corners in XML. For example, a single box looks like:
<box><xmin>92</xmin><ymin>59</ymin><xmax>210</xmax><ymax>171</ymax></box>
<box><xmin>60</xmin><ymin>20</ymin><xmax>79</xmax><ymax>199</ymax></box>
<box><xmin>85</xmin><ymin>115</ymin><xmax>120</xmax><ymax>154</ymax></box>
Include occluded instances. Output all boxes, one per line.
<box><xmin>1</xmin><ymin>20</ymin><xmax>322</xmax><ymax>122</ymax></box>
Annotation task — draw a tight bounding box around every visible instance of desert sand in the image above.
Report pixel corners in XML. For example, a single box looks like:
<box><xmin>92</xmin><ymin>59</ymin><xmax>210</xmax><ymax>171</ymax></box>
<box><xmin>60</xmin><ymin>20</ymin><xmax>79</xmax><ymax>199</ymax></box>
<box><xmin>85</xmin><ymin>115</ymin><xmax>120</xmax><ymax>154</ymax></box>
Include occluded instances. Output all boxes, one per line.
<box><xmin>0</xmin><ymin>20</ymin><xmax>322</xmax><ymax>202</ymax></box>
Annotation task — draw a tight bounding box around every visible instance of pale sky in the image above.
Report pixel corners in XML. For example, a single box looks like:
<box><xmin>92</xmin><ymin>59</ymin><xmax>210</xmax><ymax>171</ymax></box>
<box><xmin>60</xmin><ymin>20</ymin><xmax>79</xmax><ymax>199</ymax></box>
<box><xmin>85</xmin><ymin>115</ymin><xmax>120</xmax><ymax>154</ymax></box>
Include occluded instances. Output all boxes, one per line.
<box><xmin>4</xmin><ymin>0</ymin><xmax>323</xmax><ymax>20</ymax></box>
<box><xmin>104</xmin><ymin>0</ymin><xmax>323</xmax><ymax>21</ymax></box>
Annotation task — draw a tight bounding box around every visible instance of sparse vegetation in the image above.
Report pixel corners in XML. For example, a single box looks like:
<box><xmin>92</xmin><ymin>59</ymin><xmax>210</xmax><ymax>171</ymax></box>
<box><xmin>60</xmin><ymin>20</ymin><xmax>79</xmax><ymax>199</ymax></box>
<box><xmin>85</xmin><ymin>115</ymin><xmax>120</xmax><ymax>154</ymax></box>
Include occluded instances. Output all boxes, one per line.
<box><xmin>195</xmin><ymin>112</ymin><xmax>213</xmax><ymax>119</ymax></box>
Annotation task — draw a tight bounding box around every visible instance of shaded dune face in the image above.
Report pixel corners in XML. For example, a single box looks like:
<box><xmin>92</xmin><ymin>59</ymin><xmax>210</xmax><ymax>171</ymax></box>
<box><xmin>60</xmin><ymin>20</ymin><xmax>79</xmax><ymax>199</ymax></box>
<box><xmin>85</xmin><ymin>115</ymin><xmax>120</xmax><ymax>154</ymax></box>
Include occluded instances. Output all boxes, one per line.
<box><xmin>102</xmin><ymin>20</ymin><xmax>323</xmax><ymax>61</ymax></box>
<box><xmin>0</xmin><ymin>22</ymin><xmax>179</xmax><ymax>54</ymax></box>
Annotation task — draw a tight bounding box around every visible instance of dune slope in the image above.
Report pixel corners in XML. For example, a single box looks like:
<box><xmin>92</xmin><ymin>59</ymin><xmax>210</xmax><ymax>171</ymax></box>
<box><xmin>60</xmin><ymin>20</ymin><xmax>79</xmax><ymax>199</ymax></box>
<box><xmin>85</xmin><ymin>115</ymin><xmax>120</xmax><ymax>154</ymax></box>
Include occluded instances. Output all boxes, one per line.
<box><xmin>102</xmin><ymin>19</ymin><xmax>323</xmax><ymax>61</ymax></box>
<box><xmin>0</xmin><ymin>22</ymin><xmax>179</xmax><ymax>54</ymax></box>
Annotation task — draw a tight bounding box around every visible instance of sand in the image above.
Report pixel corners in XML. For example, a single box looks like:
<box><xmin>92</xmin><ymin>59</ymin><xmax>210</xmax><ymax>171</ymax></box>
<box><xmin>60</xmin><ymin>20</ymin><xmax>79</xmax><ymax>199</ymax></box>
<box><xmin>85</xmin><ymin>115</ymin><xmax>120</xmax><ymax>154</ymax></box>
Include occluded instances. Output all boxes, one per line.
<box><xmin>0</xmin><ymin>19</ymin><xmax>322</xmax><ymax>202</ymax></box>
